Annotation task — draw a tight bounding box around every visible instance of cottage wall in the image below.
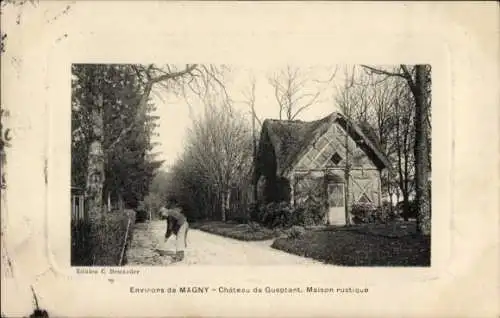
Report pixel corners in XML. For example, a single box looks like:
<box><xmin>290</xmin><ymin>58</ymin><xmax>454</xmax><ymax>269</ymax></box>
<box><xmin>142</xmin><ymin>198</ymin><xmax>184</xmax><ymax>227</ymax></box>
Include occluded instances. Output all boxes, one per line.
<box><xmin>256</xmin><ymin>129</ymin><xmax>296</xmax><ymax>204</ymax></box>
<box><xmin>293</xmin><ymin>170</ymin><xmax>328</xmax><ymax>205</ymax></box>
<box><xmin>256</xmin><ymin>118</ymin><xmax>384</xmax><ymax>216</ymax></box>
<box><xmin>291</xmin><ymin>122</ymin><xmax>382</xmax><ymax>211</ymax></box>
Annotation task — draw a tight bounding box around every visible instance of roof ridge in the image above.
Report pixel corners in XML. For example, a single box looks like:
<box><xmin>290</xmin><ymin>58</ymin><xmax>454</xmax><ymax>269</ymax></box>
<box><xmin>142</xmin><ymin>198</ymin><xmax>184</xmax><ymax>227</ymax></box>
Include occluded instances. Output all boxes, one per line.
<box><xmin>259</xmin><ymin>111</ymin><xmax>393</xmax><ymax>177</ymax></box>
<box><xmin>265</xmin><ymin>111</ymin><xmax>342</xmax><ymax>124</ymax></box>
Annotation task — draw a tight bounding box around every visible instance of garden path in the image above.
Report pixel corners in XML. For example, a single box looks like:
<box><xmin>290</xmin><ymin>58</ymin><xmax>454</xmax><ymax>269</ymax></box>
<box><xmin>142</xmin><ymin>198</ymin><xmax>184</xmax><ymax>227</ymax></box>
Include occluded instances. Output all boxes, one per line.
<box><xmin>126</xmin><ymin>220</ymin><xmax>320</xmax><ymax>266</ymax></box>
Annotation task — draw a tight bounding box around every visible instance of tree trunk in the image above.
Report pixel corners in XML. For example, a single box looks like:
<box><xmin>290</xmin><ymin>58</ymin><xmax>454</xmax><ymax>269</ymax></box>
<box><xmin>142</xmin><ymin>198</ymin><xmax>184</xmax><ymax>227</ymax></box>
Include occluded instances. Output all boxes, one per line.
<box><xmin>118</xmin><ymin>193</ymin><xmax>124</xmax><ymax>210</ymax></box>
<box><xmin>413</xmin><ymin>65</ymin><xmax>431</xmax><ymax>235</ymax></box>
<box><xmin>83</xmin><ymin>92</ymin><xmax>105</xmax><ymax>266</ymax></box>
<box><xmin>221</xmin><ymin>189</ymin><xmax>230</xmax><ymax>222</ymax></box>
<box><xmin>388</xmin><ymin>187</ymin><xmax>394</xmax><ymax>213</ymax></box>
<box><xmin>402</xmin><ymin>192</ymin><xmax>410</xmax><ymax>221</ymax></box>
<box><xmin>85</xmin><ymin>93</ymin><xmax>105</xmax><ymax>220</ymax></box>
<box><xmin>252</xmin><ymin>107</ymin><xmax>258</xmax><ymax>203</ymax></box>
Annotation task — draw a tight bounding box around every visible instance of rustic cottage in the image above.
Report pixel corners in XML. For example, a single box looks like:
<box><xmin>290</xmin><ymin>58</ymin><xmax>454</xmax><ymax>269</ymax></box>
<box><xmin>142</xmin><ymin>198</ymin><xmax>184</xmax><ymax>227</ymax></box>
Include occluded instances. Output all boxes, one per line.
<box><xmin>255</xmin><ymin>112</ymin><xmax>392</xmax><ymax>225</ymax></box>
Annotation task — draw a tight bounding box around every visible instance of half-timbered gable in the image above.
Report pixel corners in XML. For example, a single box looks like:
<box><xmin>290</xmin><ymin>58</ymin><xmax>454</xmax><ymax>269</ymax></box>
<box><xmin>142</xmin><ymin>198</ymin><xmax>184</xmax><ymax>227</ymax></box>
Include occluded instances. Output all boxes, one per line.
<box><xmin>255</xmin><ymin>112</ymin><xmax>391</xmax><ymax>225</ymax></box>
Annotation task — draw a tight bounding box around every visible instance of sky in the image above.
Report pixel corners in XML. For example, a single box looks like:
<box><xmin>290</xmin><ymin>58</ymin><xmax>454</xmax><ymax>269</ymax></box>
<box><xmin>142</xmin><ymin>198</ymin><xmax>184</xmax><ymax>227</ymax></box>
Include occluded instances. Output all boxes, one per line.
<box><xmin>150</xmin><ymin>64</ymin><xmax>355</xmax><ymax>170</ymax></box>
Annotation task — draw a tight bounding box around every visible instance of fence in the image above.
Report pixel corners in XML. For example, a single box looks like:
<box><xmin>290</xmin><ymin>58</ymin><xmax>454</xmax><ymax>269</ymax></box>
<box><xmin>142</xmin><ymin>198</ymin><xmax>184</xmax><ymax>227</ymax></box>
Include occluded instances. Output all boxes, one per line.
<box><xmin>70</xmin><ymin>186</ymin><xmax>136</xmax><ymax>266</ymax></box>
<box><xmin>71</xmin><ymin>193</ymin><xmax>86</xmax><ymax>221</ymax></box>
<box><xmin>71</xmin><ymin>188</ymin><xmax>128</xmax><ymax>221</ymax></box>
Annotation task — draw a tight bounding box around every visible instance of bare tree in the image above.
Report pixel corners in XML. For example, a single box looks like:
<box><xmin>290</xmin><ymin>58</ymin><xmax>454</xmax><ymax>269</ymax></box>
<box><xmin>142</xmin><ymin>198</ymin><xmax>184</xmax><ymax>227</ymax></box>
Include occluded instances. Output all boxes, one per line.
<box><xmin>361</xmin><ymin>64</ymin><xmax>431</xmax><ymax>235</ymax></box>
<box><xmin>241</xmin><ymin>75</ymin><xmax>262</xmax><ymax>203</ymax></box>
<box><xmin>393</xmin><ymin>89</ymin><xmax>415</xmax><ymax>220</ymax></box>
<box><xmin>357</xmin><ymin>73</ymin><xmax>411</xmax><ymax>215</ymax></box>
<box><xmin>185</xmin><ymin>102</ymin><xmax>253</xmax><ymax>221</ymax></box>
<box><xmin>268</xmin><ymin>65</ymin><xmax>322</xmax><ymax>120</ymax></box>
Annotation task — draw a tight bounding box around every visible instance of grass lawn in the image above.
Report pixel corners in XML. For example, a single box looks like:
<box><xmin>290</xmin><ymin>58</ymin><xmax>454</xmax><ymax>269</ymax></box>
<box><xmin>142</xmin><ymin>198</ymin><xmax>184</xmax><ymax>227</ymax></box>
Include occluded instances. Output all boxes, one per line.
<box><xmin>272</xmin><ymin>222</ymin><xmax>430</xmax><ymax>266</ymax></box>
<box><xmin>190</xmin><ymin>221</ymin><xmax>279</xmax><ymax>241</ymax></box>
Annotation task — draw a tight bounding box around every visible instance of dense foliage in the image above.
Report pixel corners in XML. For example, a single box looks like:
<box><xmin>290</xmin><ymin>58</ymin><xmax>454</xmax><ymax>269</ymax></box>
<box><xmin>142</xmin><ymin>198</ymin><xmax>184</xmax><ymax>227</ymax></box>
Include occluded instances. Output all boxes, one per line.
<box><xmin>71</xmin><ymin>64</ymin><xmax>163</xmax><ymax>208</ymax></box>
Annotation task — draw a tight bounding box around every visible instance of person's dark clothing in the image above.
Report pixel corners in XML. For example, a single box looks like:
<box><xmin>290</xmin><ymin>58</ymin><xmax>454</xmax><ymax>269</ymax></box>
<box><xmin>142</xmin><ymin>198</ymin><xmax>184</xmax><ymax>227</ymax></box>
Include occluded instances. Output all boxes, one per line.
<box><xmin>162</xmin><ymin>207</ymin><xmax>189</xmax><ymax>250</ymax></box>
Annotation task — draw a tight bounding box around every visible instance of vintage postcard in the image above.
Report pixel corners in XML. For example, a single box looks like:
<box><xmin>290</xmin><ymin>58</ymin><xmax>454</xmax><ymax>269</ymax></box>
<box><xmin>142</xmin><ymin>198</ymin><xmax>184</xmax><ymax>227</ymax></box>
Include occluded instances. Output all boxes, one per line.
<box><xmin>1</xmin><ymin>1</ymin><xmax>498</xmax><ymax>318</ymax></box>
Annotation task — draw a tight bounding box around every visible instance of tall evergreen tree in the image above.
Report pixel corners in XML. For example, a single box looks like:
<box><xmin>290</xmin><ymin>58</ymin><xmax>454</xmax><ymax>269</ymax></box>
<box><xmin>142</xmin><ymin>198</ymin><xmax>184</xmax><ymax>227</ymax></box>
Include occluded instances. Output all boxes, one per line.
<box><xmin>72</xmin><ymin>64</ymin><xmax>162</xmax><ymax>211</ymax></box>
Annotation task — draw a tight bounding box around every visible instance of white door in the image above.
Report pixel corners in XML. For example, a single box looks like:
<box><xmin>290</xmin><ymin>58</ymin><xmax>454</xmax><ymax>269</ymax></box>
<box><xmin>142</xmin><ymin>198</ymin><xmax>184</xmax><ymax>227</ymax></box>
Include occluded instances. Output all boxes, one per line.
<box><xmin>327</xmin><ymin>183</ymin><xmax>346</xmax><ymax>225</ymax></box>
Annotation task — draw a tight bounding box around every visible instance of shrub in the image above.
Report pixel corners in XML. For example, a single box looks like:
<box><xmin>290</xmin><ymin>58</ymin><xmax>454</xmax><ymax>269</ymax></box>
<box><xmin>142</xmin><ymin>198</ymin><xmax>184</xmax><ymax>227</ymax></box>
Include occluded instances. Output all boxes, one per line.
<box><xmin>135</xmin><ymin>201</ymin><xmax>149</xmax><ymax>223</ymax></box>
<box><xmin>71</xmin><ymin>219</ymin><xmax>93</xmax><ymax>265</ymax></box>
<box><xmin>381</xmin><ymin>201</ymin><xmax>393</xmax><ymax>213</ymax></box>
<box><xmin>291</xmin><ymin>200</ymin><xmax>325</xmax><ymax>226</ymax></box>
<box><xmin>374</xmin><ymin>202</ymin><xmax>394</xmax><ymax>223</ymax></box>
<box><xmin>351</xmin><ymin>202</ymin><xmax>378</xmax><ymax>224</ymax></box>
<box><xmin>351</xmin><ymin>202</ymin><xmax>398</xmax><ymax>224</ymax></box>
<box><xmin>248</xmin><ymin>200</ymin><xmax>325</xmax><ymax>229</ymax></box>
<box><xmin>71</xmin><ymin>209</ymin><xmax>136</xmax><ymax>266</ymax></box>
<box><xmin>257</xmin><ymin>201</ymin><xmax>293</xmax><ymax>229</ymax></box>
<box><xmin>288</xmin><ymin>225</ymin><xmax>306</xmax><ymax>239</ymax></box>
<box><xmin>247</xmin><ymin>220</ymin><xmax>262</xmax><ymax>232</ymax></box>
<box><xmin>248</xmin><ymin>202</ymin><xmax>261</xmax><ymax>223</ymax></box>
<box><xmin>230</xmin><ymin>215</ymin><xmax>250</xmax><ymax>224</ymax></box>
<box><xmin>396</xmin><ymin>200</ymin><xmax>418</xmax><ymax>219</ymax></box>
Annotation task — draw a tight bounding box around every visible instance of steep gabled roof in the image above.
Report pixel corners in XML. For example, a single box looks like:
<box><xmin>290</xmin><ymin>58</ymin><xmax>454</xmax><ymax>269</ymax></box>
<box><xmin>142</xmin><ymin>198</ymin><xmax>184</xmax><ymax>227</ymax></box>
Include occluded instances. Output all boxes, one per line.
<box><xmin>259</xmin><ymin>112</ymin><xmax>392</xmax><ymax>177</ymax></box>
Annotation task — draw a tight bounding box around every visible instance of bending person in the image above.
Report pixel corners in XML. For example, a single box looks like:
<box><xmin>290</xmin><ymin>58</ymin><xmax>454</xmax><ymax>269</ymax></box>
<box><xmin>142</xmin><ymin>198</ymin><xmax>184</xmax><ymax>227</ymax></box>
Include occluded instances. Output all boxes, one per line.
<box><xmin>160</xmin><ymin>205</ymin><xmax>189</xmax><ymax>261</ymax></box>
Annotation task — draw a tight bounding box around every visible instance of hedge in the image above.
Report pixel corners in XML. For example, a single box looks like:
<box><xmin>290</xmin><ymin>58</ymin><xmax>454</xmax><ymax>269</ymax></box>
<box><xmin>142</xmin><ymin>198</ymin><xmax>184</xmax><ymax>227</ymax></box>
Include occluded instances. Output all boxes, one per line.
<box><xmin>71</xmin><ymin>209</ymin><xmax>136</xmax><ymax>266</ymax></box>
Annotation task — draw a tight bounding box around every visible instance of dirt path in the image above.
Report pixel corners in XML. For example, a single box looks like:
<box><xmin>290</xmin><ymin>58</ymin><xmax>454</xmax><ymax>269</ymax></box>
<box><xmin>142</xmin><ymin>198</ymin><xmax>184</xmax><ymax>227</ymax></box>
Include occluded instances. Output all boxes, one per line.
<box><xmin>126</xmin><ymin>220</ymin><xmax>319</xmax><ymax>266</ymax></box>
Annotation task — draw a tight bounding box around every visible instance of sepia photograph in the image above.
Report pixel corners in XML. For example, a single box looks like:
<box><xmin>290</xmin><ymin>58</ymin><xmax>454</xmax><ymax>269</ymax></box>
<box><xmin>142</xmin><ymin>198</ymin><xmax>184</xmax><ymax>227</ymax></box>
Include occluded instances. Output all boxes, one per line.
<box><xmin>71</xmin><ymin>63</ymin><xmax>432</xmax><ymax>267</ymax></box>
<box><xmin>3</xmin><ymin>1</ymin><xmax>499</xmax><ymax>317</ymax></box>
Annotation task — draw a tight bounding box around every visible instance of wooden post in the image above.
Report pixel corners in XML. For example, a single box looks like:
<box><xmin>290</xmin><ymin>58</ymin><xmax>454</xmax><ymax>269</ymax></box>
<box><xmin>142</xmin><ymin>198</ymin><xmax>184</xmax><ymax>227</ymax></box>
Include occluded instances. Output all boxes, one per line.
<box><xmin>344</xmin><ymin>120</ymin><xmax>351</xmax><ymax>226</ymax></box>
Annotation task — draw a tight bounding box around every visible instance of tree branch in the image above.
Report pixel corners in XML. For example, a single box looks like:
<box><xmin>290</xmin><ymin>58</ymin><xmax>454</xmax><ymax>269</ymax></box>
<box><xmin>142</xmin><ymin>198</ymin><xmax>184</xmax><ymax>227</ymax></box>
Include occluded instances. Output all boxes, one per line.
<box><xmin>291</xmin><ymin>91</ymin><xmax>320</xmax><ymax>119</ymax></box>
<box><xmin>201</xmin><ymin>64</ymin><xmax>230</xmax><ymax>102</ymax></box>
<box><xmin>313</xmin><ymin>66</ymin><xmax>339</xmax><ymax>84</ymax></box>
<box><xmin>361</xmin><ymin>65</ymin><xmax>408</xmax><ymax>80</ymax></box>
<box><xmin>150</xmin><ymin>64</ymin><xmax>198</xmax><ymax>84</ymax></box>
<box><xmin>399</xmin><ymin>64</ymin><xmax>417</xmax><ymax>89</ymax></box>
